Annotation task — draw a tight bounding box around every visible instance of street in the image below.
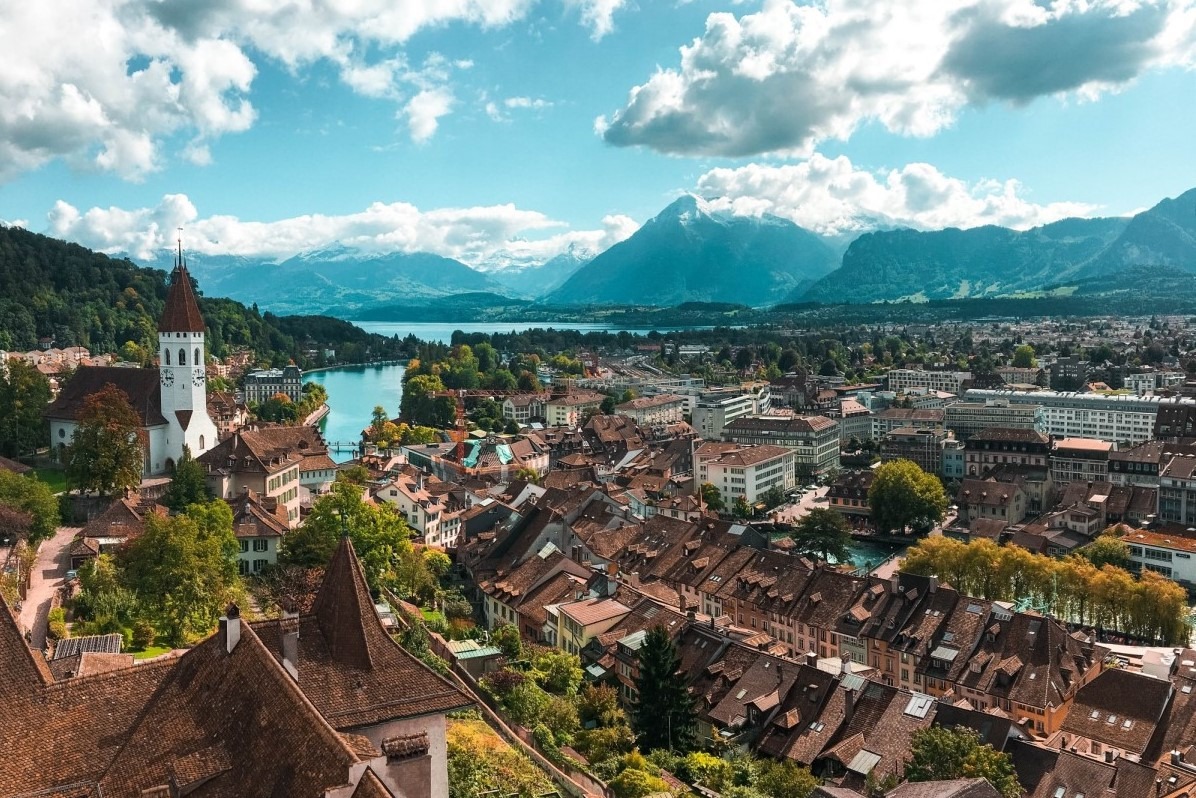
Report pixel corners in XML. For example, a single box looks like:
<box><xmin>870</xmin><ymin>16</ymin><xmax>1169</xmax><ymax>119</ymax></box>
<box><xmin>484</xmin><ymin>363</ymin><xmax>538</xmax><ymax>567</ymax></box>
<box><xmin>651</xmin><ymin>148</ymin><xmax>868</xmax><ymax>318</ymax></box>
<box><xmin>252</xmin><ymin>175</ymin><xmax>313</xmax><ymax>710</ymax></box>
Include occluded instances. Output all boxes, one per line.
<box><xmin>19</xmin><ymin>525</ymin><xmax>79</xmax><ymax>650</ymax></box>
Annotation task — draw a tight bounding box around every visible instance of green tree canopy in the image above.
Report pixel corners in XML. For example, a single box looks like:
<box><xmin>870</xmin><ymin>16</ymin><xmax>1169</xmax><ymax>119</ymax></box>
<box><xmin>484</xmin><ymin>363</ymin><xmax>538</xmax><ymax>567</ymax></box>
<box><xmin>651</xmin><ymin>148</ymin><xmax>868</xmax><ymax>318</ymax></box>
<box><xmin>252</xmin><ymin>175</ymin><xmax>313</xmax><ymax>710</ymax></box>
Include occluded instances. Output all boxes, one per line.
<box><xmin>278</xmin><ymin>480</ymin><xmax>412</xmax><ymax>594</ymax></box>
<box><xmin>119</xmin><ymin>501</ymin><xmax>241</xmax><ymax>644</ymax></box>
<box><xmin>868</xmin><ymin>459</ymin><xmax>948</xmax><ymax>534</ymax></box>
<box><xmin>700</xmin><ymin>483</ymin><xmax>725</xmax><ymax>512</ymax></box>
<box><xmin>1011</xmin><ymin>344</ymin><xmax>1036</xmax><ymax>368</ymax></box>
<box><xmin>790</xmin><ymin>507</ymin><xmax>853</xmax><ymax>564</ymax></box>
<box><xmin>0</xmin><ymin>469</ymin><xmax>59</xmax><ymax>545</ymax></box>
<box><xmin>905</xmin><ymin>727</ymin><xmax>1021</xmax><ymax>798</ymax></box>
<box><xmin>161</xmin><ymin>445</ymin><xmax>210</xmax><ymax>512</ymax></box>
<box><xmin>65</xmin><ymin>383</ymin><xmax>145</xmax><ymax>497</ymax></box>
<box><xmin>1081</xmin><ymin>530</ymin><xmax>1132</xmax><ymax>570</ymax></box>
<box><xmin>0</xmin><ymin>360</ymin><xmax>52</xmax><ymax>458</ymax></box>
<box><xmin>632</xmin><ymin>625</ymin><xmax>697</xmax><ymax>753</ymax></box>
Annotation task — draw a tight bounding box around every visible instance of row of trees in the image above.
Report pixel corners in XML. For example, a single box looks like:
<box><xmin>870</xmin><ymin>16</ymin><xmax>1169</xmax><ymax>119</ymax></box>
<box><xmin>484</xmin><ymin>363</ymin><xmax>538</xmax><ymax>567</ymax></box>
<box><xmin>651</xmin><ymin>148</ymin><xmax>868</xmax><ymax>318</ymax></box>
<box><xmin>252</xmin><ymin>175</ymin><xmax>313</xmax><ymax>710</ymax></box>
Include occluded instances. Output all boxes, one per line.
<box><xmin>903</xmin><ymin>535</ymin><xmax>1191</xmax><ymax>644</ymax></box>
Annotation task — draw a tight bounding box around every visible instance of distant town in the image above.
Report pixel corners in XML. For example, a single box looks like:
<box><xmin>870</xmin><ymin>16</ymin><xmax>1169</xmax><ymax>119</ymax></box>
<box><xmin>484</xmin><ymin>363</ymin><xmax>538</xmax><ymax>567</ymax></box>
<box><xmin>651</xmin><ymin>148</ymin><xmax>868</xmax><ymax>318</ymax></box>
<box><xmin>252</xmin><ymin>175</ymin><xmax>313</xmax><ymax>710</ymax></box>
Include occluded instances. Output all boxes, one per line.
<box><xmin>3</xmin><ymin>255</ymin><xmax>1196</xmax><ymax>798</ymax></box>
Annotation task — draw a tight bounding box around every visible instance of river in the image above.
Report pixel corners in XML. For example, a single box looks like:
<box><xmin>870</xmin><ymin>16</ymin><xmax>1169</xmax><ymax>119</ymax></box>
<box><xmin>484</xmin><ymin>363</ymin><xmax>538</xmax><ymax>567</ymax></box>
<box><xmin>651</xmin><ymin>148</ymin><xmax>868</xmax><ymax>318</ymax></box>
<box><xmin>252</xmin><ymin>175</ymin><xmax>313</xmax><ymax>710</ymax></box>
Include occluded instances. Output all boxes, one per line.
<box><xmin>306</xmin><ymin>362</ymin><xmax>407</xmax><ymax>460</ymax></box>
<box><xmin>354</xmin><ymin>321</ymin><xmax>717</xmax><ymax>344</ymax></box>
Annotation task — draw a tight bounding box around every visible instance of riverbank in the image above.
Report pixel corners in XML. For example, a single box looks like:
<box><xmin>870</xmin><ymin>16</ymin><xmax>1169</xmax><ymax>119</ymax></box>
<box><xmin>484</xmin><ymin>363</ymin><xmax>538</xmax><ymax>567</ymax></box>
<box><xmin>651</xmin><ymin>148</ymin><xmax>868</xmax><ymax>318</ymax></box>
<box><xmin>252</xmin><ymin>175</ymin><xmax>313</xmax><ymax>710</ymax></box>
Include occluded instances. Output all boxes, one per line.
<box><xmin>305</xmin><ymin>362</ymin><xmax>407</xmax><ymax>463</ymax></box>
<box><xmin>302</xmin><ymin>358</ymin><xmax>408</xmax><ymax>375</ymax></box>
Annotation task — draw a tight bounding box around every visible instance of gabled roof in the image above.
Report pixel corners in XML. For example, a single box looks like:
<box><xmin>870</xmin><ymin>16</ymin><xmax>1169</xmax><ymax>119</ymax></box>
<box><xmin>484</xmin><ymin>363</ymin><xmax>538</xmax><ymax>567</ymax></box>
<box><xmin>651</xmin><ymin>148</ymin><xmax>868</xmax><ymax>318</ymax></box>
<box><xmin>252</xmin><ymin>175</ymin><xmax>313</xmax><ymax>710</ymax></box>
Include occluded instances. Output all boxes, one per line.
<box><xmin>253</xmin><ymin>536</ymin><xmax>471</xmax><ymax>728</ymax></box>
<box><xmin>158</xmin><ymin>262</ymin><xmax>206</xmax><ymax>333</ymax></box>
<box><xmin>45</xmin><ymin>366</ymin><xmax>168</xmax><ymax>427</ymax></box>
<box><xmin>1059</xmin><ymin>668</ymin><xmax>1172</xmax><ymax>755</ymax></box>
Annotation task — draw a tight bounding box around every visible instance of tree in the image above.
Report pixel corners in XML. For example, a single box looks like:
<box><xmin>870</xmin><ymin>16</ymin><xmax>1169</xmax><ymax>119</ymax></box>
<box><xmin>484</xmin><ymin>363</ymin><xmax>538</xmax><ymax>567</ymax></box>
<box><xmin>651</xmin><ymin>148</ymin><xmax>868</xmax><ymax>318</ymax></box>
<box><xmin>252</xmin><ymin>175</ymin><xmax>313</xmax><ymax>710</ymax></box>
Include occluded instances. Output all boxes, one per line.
<box><xmin>65</xmin><ymin>384</ymin><xmax>144</xmax><ymax>497</ymax></box>
<box><xmin>492</xmin><ymin>623</ymin><xmax>523</xmax><ymax>660</ymax></box>
<box><xmin>255</xmin><ymin>393</ymin><xmax>300</xmax><ymax>424</ymax></box>
<box><xmin>600</xmin><ymin>395</ymin><xmax>617</xmax><ymax>415</ymax></box>
<box><xmin>1081</xmin><ymin>531</ymin><xmax>1132</xmax><ymax>570</ymax></box>
<box><xmin>0</xmin><ymin>470</ymin><xmax>59</xmax><ymax>545</ymax></box>
<box><xmin>0</xmin><ymin>360</ymin><xmax>52</xmax><ymax>458</ymax></box>
<box><xmin>905</xmin><ymin>727</ymin><xmax>1020</xmax><ymax>798</ymax></box>
<box><xmin>370</xmin><ymin>405</ymin><xmax>389</xmax><ymax>439</ymax></box>
<box><xmin>700</xmin><ymin>483</ymin><xmax>725</xmax><ymax>512</ymax></box>
<box><xmin>632</xmin><ymin>625</ymin><xmax>697</xmax><ymax>752</ymax></box>
<box><xmin>119</xmin><ymin>501</ymin><xmax>241</xmax><ymax>644</ymax></box>
<box><xmin>1012</xmin><ymin>344</ymin><xmax>1036</xmax><ymax>368</ymax></box>
<box><xmin>534</xmin><ymin>648</ymin><xmax>584</xmax><ymax>696</ymax></box>
<box><xmin>755</xmin><ymin>760</ymin><xmax>817</xmax><ymax>798</ymax></box>
<box><xmin>790</xmin><ymin>507</ymin><xmax>853</xmax><ymax>564</ymax></box>
<box><xmin>734</xmin><ymin>347</ymin><xmax>755</xmax><ymax>371</ymax></box>
<box><xmin>868</xmin><ymin>459</ymin><xmax>947</xmax><ymax>534</ymax></box>
<box><xmin>423</xmin><ymin>549</ymin><xmax>452</xmax><ymax>579</ymax></box>
<box><xmin>278</xmin><ymin>480</ymin><xmax>411</xmax><ymax>594</ymax></box>
<box><xmin>161</xmin><ymin>445</ymin><xmax>209</xmax><ymax>512</ymax></box>
<box><xmin>733</xmin><ymin>495</ymin><xmax>752</xmax><ymax>519</ymax></box>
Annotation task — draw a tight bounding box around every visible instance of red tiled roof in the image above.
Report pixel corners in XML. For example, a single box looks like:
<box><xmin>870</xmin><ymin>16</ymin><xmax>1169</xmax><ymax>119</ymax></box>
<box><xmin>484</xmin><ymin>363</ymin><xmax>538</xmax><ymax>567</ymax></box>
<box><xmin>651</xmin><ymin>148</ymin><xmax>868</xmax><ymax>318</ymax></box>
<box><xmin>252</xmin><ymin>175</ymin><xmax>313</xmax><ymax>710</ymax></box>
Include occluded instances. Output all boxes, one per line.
<box><xmin>45</xmin><ymin>366</ymin><xmax>168</xmax><ymax>427</ymax></box>
<box><xmin>158</xmin><ymin>264</ymin><xmax>206</xmax><ymax>333</ymax></box>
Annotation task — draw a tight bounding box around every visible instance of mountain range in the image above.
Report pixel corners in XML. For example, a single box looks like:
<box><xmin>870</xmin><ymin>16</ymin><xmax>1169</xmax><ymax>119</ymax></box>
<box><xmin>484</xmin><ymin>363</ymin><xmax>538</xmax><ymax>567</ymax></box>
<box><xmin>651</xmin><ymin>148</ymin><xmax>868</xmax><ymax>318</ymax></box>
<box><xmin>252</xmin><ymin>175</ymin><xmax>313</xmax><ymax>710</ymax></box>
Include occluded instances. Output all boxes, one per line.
<box><xmin>135</xmin><ymin>187</ymin><xmax>1196</xmax><ymax>315</ymax></box>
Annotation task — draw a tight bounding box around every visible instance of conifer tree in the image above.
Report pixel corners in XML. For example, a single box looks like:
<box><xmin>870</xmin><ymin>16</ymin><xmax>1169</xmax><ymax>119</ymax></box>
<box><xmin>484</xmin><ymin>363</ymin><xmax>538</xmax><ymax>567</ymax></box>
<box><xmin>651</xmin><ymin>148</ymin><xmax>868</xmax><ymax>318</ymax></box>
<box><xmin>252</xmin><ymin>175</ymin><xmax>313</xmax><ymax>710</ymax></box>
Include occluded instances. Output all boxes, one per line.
<box><xmin>632</xmin><ymin>625</ymin><xmax>697</xmax><ymax>752</ymax></box>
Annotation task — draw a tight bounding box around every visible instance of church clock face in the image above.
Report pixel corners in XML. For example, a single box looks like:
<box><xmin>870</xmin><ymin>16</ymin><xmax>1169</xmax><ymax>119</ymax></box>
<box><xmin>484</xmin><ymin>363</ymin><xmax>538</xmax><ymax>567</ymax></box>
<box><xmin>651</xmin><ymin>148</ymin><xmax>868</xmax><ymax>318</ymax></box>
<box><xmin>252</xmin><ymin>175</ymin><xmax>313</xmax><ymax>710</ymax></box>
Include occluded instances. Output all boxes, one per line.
<box><xmin>161</xmin><ymin>367</ymin><xmax>175</xmax><ymax>387</ymax></box>
<box><xmin>193</xmin><ymin>370</ymin><xmax>207</xmax><ymax>387</ymax></box>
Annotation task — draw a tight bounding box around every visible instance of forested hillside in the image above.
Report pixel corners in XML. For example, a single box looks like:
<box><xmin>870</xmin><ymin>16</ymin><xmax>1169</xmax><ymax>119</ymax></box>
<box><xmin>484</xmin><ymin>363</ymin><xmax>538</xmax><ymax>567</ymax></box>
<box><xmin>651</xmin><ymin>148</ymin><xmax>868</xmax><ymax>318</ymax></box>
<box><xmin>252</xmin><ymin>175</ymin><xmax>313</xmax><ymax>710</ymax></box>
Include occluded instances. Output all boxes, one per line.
<box><xmin>0</xmin><ymin>226</ymin><xmax>405</xmax><ymax>366</ymax></box>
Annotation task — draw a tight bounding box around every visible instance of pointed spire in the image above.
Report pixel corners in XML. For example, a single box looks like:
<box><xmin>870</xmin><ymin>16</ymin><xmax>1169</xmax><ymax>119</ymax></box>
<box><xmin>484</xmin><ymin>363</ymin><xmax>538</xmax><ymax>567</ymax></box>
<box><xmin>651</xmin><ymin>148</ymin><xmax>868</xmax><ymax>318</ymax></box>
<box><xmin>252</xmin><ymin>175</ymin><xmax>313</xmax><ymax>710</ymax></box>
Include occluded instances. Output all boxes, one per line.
<box><xmin>311</xmin><ymin>536</ymin><xmax>375</xmax><ymax>670</ymax></box>
<box><xmin>158</xmin><ymin>235</ymin><xmax>206</xmax><ymax>334</ymax></box>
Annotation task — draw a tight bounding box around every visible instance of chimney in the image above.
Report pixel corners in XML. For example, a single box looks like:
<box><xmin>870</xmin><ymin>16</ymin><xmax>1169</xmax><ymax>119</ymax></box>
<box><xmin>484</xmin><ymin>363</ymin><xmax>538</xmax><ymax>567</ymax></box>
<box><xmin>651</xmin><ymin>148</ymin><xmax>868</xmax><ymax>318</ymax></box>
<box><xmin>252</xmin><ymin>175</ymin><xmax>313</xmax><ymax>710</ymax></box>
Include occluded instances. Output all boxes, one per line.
<box><xmin>241</xmin><ymin>485</ymin><xmax>249</xmax><ymax>497</ymax></box>
<box><xmin>806</xmin><ymin>651</ymin><xmax>818</xmax><ymax>668</ymax></box>
<box><xmin>1172</xmin><ymin>750</ymin><xmax>1185</xmax><ymax>766</ymax></box>
<box><xmin>281</xmin><ymin>606</ymin><xmax>300</xmax><ymax>681</ymax></box>
<box><xmin>220</xmin><ymin>603</ymin><xmax>241</xmax><ymax>654</ymax></box>
<box><xmin>1104</xmin><ymin>750</ymin><xmax>1115</xmax><ymax>763</ymax></box>
<box><xmin>840</xmin><ymin>654</ymin><xmax>851</xmax><ymax>676</ymax></box>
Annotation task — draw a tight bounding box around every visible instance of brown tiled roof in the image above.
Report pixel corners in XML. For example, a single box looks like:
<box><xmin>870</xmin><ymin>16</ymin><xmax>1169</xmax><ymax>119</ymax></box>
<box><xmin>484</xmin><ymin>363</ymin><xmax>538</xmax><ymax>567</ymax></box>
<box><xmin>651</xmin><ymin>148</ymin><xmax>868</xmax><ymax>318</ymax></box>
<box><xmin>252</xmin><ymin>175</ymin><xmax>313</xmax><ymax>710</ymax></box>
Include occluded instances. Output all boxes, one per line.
<box><xmin>197</xmin><ymin>427</ymin><xmax>306</xmax><ymax>476</ymax></box>
<box><xmin>887</xmin><ymin>779</ymin><xmax>1001</xmax><ymax>798</ymax></box>
<box><xmin>228</xmin><ymin>489</ymin><xmax>290</xmax><ymax>538</ymax></box>
<box><xmin>253</xmin><ymin>536</ymin><xmax>471</xmax><ymax>728</ymax></box>
<box><xmin>45</xmin><ymin>366</ymin><xmax>167</xmax><ymax>426</ymax></box>
<box><xmin>968</xmin><ymin>427</ymin><xmax>1049</xmax><ymax>444</ymax></box>
<box><xmin>1059</xmin><ymin>668</ymin><xmax>1172</xmax><ymax>755</ymax></box>
<box><xmin>0</xmin><ymin>594</ymin><xmax>53</xmax><ymax>699</ymax></box>
<box><xmin>350</xmin><ymin>769</ymin><xmax>392</xmax><ymax>798</ymax></box>
<box><xmin>158</xmin><ymin>263</ymin><xmax>206</xmax><ymax>333</ymax></box>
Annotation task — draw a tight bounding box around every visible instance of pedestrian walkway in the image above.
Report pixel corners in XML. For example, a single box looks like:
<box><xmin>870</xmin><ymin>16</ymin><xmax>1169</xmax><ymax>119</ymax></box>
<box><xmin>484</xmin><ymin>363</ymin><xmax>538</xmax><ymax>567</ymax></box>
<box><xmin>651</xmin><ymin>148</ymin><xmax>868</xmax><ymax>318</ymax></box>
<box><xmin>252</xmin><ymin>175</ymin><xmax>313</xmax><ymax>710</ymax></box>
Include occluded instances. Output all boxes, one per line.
<box><xmin>19</xmin><ymin>525</ymin><xmax>79</xmax><ymax>650</ymax></box>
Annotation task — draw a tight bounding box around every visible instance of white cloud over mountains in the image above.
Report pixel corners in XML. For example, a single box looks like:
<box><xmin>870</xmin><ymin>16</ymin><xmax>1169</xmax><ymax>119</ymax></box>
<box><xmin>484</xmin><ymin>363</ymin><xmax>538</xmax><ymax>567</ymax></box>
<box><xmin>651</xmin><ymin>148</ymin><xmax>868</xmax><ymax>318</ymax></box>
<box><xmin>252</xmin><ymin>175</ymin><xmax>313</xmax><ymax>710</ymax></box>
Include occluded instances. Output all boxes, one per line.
<box><xmin>42</xmin><ymin>151</ymin><xmax>1098</xmax><ymax>270</ymax></box>
<box><xmin>46</xmin><ymin>193</ymin><xmax>639</xmax><ymax>267</ymax></box>
<box><xmin>0</xmin><ymin>0</ymin><xmax>624</xmax><ymax>181</ymax></box>
<box><xmin>696</xmin><ymin>155</ymin><xmax>1099</xmax><ymax>235</ymax></box>
<box><xmin>601</xmin><ymin>0</ymin><xmax>1196</xmax><ymax>157</ymax></box>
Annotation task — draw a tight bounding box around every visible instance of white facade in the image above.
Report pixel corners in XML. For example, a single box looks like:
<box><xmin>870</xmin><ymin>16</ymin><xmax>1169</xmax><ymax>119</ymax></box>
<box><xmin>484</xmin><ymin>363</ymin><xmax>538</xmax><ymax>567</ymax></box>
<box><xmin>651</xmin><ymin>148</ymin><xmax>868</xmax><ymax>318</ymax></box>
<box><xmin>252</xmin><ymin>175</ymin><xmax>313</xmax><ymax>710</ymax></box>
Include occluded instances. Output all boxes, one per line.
<box><xmin>965</xmin><ymin>389</ymin><xmax>1192</xmax><ymax>445</ymax></box>
<box><xmin>692</xmin><ymin>390</ymin><xmax>770</xmax><ymax>440</ymax></box>
<box><xmin>158</xmin><ymin>328</ymin><xmax>219</xmax><ymax>470</ymax></box>
<box><xmin>1124</xmin><ymin>529</ymin><xmax>1196</xmax><ymax>583</ymax></box>
<box><xmin>695</xmin><ymin>445</ymin><xmax>797</xmax><ymax>504</ymax></box>
<box><xmin>888</xmin><ymin>369</ymin><xmax>972</xmax><ymax>394</ymax></box>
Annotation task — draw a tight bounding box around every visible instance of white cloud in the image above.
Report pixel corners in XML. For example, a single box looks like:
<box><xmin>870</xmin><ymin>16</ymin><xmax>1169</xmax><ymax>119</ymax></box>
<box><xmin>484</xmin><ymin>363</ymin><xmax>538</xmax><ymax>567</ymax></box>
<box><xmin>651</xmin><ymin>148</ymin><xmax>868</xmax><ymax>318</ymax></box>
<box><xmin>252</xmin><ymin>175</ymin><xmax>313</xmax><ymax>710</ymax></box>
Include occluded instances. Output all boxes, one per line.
<box><xmin>0</xmin><ymin>0</ymin><xmax>619</xmax><ymax>180</ymax></box>
<box><xmin>696</xmin><ymin>154</ymin><xmax>1100</xmax><ymax>235</ymax></box>
<box><xmin>486</xmin><ymin>94</ymin><xmax>554</xmax><ymax>122</ymax></box>
<box><xmin>404</xmin><ymin>88</ymin><xmax>456</xmax><ymax>143</ymax></box>
<box><xmin>602</xmin><ymin>0</ymin><xmax>1196</xmax><ymax>157</ymax></box>
<box><xmin>44</xmin><ymin>193</ymin><xmax>640</xmax><ymax>268</ymax></box>
<box><xmin>564</xmin><ymin>0</ymin><xmax>629</xmax><ymax>40</ymax></box>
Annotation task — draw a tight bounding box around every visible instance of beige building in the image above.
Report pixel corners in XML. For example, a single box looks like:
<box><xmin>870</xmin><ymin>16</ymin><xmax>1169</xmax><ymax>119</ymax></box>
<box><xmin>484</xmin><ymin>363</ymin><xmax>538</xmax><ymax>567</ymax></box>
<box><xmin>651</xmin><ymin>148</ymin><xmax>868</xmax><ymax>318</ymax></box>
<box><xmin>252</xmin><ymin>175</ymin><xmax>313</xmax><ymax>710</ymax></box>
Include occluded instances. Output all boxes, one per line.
<box><xmin>545</xmin><ymin>391</ymin><xmax>605</xmax><ymax>426</ymax></box>
<box><xmin>374</xmin><ymin>468</ymin><xmax>463</xmax><ymax>549</ymax></box>
<box><xmin>615</xmin><ymin>393</ymin><xmax>686</xmax><ymax>425</ymax></box>
<box><xmin>197</xmin><ymin>428</ymin><xmax>304</xmax><ymax>525</ymax></box>
<box><xmin>1050</xmin><ymin>437</ymin><xmax>1113</xmax><ymax>486</ymax></box>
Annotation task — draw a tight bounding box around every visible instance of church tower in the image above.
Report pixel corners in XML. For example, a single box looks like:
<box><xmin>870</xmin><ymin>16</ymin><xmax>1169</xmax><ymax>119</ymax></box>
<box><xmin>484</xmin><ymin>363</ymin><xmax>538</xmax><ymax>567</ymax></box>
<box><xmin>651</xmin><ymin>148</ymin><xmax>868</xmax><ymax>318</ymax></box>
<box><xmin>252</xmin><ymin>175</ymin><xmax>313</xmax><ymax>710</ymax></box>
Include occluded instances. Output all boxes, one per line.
<box><xmin>158</xmin><ymin>242</ymin><xmax>219</xmax><ymax>469</ymax></box>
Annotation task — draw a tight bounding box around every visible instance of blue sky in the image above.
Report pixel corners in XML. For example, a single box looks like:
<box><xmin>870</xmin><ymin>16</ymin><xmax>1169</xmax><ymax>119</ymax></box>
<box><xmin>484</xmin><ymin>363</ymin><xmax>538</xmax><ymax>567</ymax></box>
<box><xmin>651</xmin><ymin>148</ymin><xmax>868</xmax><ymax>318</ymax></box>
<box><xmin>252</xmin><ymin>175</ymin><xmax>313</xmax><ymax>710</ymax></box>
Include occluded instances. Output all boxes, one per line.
<box><xmin>1</xmin><ymin>0</ymin><xmax>1195</xmax><ymax>268</ymax></box>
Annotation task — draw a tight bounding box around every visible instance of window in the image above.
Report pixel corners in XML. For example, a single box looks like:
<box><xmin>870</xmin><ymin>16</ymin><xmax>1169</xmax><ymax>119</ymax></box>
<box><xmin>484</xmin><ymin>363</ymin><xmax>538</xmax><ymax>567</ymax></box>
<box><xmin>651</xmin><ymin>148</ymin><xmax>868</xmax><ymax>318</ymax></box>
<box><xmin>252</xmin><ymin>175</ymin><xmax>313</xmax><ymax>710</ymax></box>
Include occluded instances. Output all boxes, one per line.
<box><xmin>252</xmin><ymin>539</ymin><xmax>268</xmax><ymax>552</ymax></box>
<box><xmin>239</xmin><ymin>540</ymin><xmax>249</xmax><ymax>553</ymax></box>
<box><xmin>164</xmin><ymin>349</ymin><xmax>171</xmax><ymax>365</ymax></box>
<box><xmin>179</xmin><ymin>348</ymin><xmax>186</xmax><ymax>366</ymax></box>
<box><xmin>238</xmin><ymin>560</ymin><xmax>249</xmax><ymax>575</ymax></box>
<box><xmin>253</xmin><ymin>559</ymin><xmax>268</xmax><ymax>573</ymax></box>
<box><xmin>195</xmin><ymin>347</ymin><xmax>201</xmax><ymax>365</ymax></box>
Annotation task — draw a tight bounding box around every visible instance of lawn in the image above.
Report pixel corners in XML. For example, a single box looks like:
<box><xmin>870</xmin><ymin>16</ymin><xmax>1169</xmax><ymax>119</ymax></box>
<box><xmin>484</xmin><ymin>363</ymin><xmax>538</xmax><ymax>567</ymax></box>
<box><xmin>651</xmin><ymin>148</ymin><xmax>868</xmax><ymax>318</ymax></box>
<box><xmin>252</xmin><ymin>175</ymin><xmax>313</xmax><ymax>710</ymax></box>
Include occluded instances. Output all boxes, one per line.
<box><xmin>30</xmin><ymin>467</ymin><xmax>69</xmax><ymax>494</ymax></box>
<box><xmin>421</xmin><ymin>608</ymin><xmax>446</xmax><ymax>625</ymax></box>
<box><xmin>131</xmin><ymin>645</ymin><xmax>173</xmax><ymax>660</ymax></box>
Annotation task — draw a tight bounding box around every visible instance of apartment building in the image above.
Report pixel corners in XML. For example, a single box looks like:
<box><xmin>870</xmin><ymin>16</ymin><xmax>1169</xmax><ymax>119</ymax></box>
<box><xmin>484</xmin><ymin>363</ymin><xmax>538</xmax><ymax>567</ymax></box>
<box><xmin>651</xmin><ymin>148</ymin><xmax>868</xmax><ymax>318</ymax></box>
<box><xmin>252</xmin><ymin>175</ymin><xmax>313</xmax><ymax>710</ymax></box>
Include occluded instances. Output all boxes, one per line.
<box><xmin>243</xmin><ymin>363</ymin><xmax>304</xmax><ymax>403</ymax></box>
<box><xmin>614</xmin><ymin>393</ymin><xmax>687</xmax><ymax>425</ymax></box>
<box><xmin>1158</xmin><ymin>455</ymin><xmax>1196</xmax><ymax>527</ymax></box>
<box><xmin>871</xmin><ymin>408</ymin><xmax>946</xmax><ymax>441</ymax></box>
<box><xmin>963</xmin><ymin>428</ymin><xmax>1051</xmax><ymax>477</ymax></box>
<box><xmin>887</xmin><ymin>369</ymin><xmax>972</xmax><ymax>394</ymax></box>
<box><xmin>1126</xmin><ymin>369</ymin><xmax>1186</xmax><ymax>394</ymax></box>
<box><xmin>544</xmin><ymin>391</ymin><xmax>605</xmax><ymax>426</ymax></box>
<box><xmin>694</xmin><ymin>442</ymin><xmax>797</xmax><ymax>503</ymax></box>
<box><xmin>501</xmin><ymin>393</ymin><xmax>545</xmax><ymax>424</ymax></box>
<box><xmin>722</xmin><ymin>414</ymin><xmax>840</xmax><ymax>477</ymax></box>
<box><xmin>374</xmin><ymin>468</ymin><xmax>463</xmax><ymax>548</ymax></box>
<box><xmin>1050</xmin><ymin>438</ymin><xmax>1113</xmax><ymax>486</ymax></box>
<box><xmin>965</xmin><ymin>389</ymin><xmax>1190</xmax><ymax>444</ymax></box>
<box><xmin>692</xmin><ymin>389</ymin><xmax>769</xmax><ymax>440</ymax></box>
<box><xmin>880</xmin><ymin>427</ymin><xmax>946</xmax><ymax>476</ymax></box>
<box><xmin>1123</xmin><ymin>528</ymin><xmax>1196</xmax><ymax>583</ymax></box>
<box><xmin>944</xmin><ymin>399</ymin><xmax>1046</xmax><ymax>441</ymax></box>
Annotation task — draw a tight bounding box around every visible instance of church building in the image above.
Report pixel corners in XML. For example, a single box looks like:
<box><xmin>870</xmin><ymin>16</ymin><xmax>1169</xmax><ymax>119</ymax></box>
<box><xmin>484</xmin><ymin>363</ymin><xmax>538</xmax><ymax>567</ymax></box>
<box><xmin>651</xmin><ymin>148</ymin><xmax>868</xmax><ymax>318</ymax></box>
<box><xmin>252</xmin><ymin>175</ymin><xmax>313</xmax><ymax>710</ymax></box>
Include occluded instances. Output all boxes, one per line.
<box><xmin>46</xmin><ymin>250</ymin><xmax>219</xmax><ymax>475</ymax></box>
